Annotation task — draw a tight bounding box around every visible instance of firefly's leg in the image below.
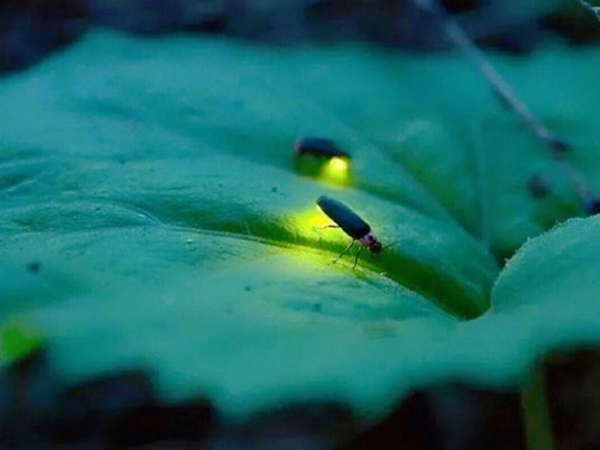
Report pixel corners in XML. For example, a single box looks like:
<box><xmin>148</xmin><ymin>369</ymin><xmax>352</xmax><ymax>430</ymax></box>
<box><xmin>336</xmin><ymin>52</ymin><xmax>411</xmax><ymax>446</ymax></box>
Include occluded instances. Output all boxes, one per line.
<box><xmin>352</xmin><ymin>246</ymin><xmax>364</xmax><ymax>269</ymax></box>
<box><xmin>314</xmin><ymin>224</ymin><xmax>340</xmax><ymax>231</ymax></box>
<box><xmin>333</xmin><ymin>240</ymin><xmax>355</xmax><ymax>264</ymax></box>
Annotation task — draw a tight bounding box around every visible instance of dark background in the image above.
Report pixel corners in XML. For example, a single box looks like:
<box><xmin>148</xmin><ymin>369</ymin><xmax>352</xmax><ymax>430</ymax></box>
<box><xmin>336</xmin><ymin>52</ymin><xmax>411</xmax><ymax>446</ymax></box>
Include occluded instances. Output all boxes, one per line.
<box><xmin>1</xmin><ymin>0</ymin><xmax>599</xmax><ymax>71</ymax></box>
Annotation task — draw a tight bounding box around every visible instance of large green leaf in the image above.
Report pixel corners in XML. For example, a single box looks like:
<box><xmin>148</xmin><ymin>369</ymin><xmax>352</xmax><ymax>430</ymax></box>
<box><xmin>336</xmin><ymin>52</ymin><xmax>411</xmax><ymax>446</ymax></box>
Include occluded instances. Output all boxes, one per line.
<box><xmin>459</xmin><ymin>216</ymin><xmax>600</xmax><ymax>388</ymax></box>
<box><xmin>0</xmin><ymin>30</ymin><xmax>599</xmax><ymax>419</ymax></box>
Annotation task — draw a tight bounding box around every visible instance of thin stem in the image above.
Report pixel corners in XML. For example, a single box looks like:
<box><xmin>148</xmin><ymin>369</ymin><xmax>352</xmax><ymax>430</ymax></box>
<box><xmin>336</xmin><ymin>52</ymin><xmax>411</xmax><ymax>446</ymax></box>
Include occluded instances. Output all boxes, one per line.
<box><xmin>413</xmin><ymin>0</ymin><xmax>599</xmax><ymax>213</ymax></box>
<box><xmin>577</xmin><ymin>0</ymin><xmax>600</xmax><ymax>22</ymax></box>
<box><xmin>414</xmin><ymin>0</ymin><xmax>568</xmax><ymax>156</ymax></box>
<box><xmin>521</xmin><ymin>363</ymin><xmax>555</xmax><ymax>450</ymax></box>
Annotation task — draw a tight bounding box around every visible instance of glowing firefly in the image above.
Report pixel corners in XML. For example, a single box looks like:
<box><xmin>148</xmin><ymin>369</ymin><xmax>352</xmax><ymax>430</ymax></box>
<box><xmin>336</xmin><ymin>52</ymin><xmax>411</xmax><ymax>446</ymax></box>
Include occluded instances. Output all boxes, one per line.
<box><xmin>294</xmin><ymin>138</ymin><xmax>351</xmax><ymax>184</ymax></box>
<box><xmin>316</xmin><ymin>195</ymin><xmax>382</xmax><ymax>268</ymax></box>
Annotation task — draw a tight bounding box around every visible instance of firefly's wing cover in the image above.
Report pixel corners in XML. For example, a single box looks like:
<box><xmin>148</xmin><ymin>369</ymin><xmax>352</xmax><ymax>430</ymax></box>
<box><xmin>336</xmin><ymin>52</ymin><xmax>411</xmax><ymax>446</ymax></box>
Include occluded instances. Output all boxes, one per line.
<box><xmin>296</xmin><ymin>138</ymin><xmax>349</xmax><ymax>158</ymax></box>
<box><xmin>317</xmin><ymin>195</ymin><xmax>371</xmax><ymax>240</ymax></box>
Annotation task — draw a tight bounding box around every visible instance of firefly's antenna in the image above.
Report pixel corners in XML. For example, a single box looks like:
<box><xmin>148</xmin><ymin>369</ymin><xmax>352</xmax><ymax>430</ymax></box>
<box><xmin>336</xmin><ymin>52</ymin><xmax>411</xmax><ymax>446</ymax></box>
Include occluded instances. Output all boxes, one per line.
<box><xmin>381</xmin><ymin>241</ymin><xmax>397</xmax><ymax>252</ymax></box>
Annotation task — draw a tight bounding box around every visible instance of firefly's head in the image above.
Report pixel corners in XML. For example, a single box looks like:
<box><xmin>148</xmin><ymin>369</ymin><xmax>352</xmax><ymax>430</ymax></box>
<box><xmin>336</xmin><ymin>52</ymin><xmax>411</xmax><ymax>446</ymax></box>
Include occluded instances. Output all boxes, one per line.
<box><xmin>359</xmin><ymin>233</ymin><xmax>382</xmax><ymax>255</ymax></box>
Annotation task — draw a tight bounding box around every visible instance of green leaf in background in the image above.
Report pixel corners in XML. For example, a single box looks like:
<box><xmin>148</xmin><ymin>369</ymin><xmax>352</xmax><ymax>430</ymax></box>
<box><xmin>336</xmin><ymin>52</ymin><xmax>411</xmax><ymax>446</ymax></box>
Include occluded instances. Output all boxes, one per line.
<box><xmin>0</xmin><ymin>30</ymin><xmax>599</xmax><ymax>420</ymax></box>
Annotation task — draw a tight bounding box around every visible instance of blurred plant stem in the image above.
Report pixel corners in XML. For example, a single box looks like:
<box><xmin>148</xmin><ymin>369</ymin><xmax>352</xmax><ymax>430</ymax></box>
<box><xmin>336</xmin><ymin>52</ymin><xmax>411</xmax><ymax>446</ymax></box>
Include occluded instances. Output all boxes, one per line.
<box><xmin>414</xmin><ymin>0</ymin><xmax>599</xmax><ymax>214</ymax></box>
<box><xmin>414</xmin><ymin>0</ymin><xmax>569</xmax><ymax>155</ymax></box>
<box><xmin>577</xmin><ymin>0</ymin><xmax>600</xmax><ymax>22</ymax></box>
<box><xmin>521</xmin><ymin>363</ymin><xmax>554</xmax><ymax>450</ymax></box>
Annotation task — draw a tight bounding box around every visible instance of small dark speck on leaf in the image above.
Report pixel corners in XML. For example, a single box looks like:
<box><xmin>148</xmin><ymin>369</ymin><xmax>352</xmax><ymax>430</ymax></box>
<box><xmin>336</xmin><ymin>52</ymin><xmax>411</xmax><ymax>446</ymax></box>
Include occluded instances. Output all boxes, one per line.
<box><xmin>312</xmin><ymin>303</ymin><xmax>322</xmax><ymax>312</ymax></box>
<box><xmin>545</xmin><ymin>136</ymin><xmax>571</xmax><ymax>156</ymax></box>
<box><xmin>271</xmin><ymin>186</ymin><xmax>278</xmax><ymax>193</ymax></box>
<box><xmin>526</xmin><ymin>174</ymin><xmax>551</xmax><ymax>198</ymax></box>
<box><xmin>584</xmin><ymin>198</ymin><xmax>600</xmax><ymax>215</ymax></box>
<box><xmin>26</xmin><ymin>262</ymin><xmax>42</xmax><ymax>273</ymax></box>
<box><xmin>243</xmin><ymin>285</ymin><xmax>252</xmax><ymax>292</ymax></box>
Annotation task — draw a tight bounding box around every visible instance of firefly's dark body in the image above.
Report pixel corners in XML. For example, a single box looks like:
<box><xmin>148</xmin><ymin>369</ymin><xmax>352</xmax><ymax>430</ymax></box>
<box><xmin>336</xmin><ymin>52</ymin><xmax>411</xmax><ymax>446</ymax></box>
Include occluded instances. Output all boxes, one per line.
<box><xmin>295</xmin><ymin>138</ymin><xmax>350</xmax><ymax>159</ymax></box>
<box><xmin>316</xmin><ymin>195</ymin><xmax>371</xmax><ymax>239</ymax></box>
<box><xmin>316</xmin><ymin>195</ymin><xmax>383</xmax><ymax>267</ymax></box>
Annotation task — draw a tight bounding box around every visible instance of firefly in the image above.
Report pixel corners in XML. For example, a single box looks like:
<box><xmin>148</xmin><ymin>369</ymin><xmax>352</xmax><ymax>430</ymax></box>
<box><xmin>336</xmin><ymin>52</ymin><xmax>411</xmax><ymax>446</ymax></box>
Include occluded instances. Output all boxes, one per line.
<box><xmin>294</xmin><ymin>137</ymin><xmax>351</xmax><ymax>183</ymax></box>
<box><xmin>316</xmin><ymin>195</ymin><xmax>383</xmax><ymax>268</ymax></box>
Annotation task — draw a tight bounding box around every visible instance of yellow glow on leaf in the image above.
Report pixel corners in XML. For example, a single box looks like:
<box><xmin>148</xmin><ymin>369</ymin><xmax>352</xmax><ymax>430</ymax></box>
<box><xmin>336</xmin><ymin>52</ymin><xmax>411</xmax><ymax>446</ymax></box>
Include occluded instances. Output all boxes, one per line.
<box><xmin>290</xmin><ymin>207</ymin><xmax>343</xmax><ymax>243</ymax></box>
<box><xmin>329</xmin><ymin>157</ymin><xmax>349</xmax><ymax>173</ymax></box>
<box><xmin>319</xmin><ymin>157</ymin><xmax>350</xmax><ymax>184</ymax></box>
